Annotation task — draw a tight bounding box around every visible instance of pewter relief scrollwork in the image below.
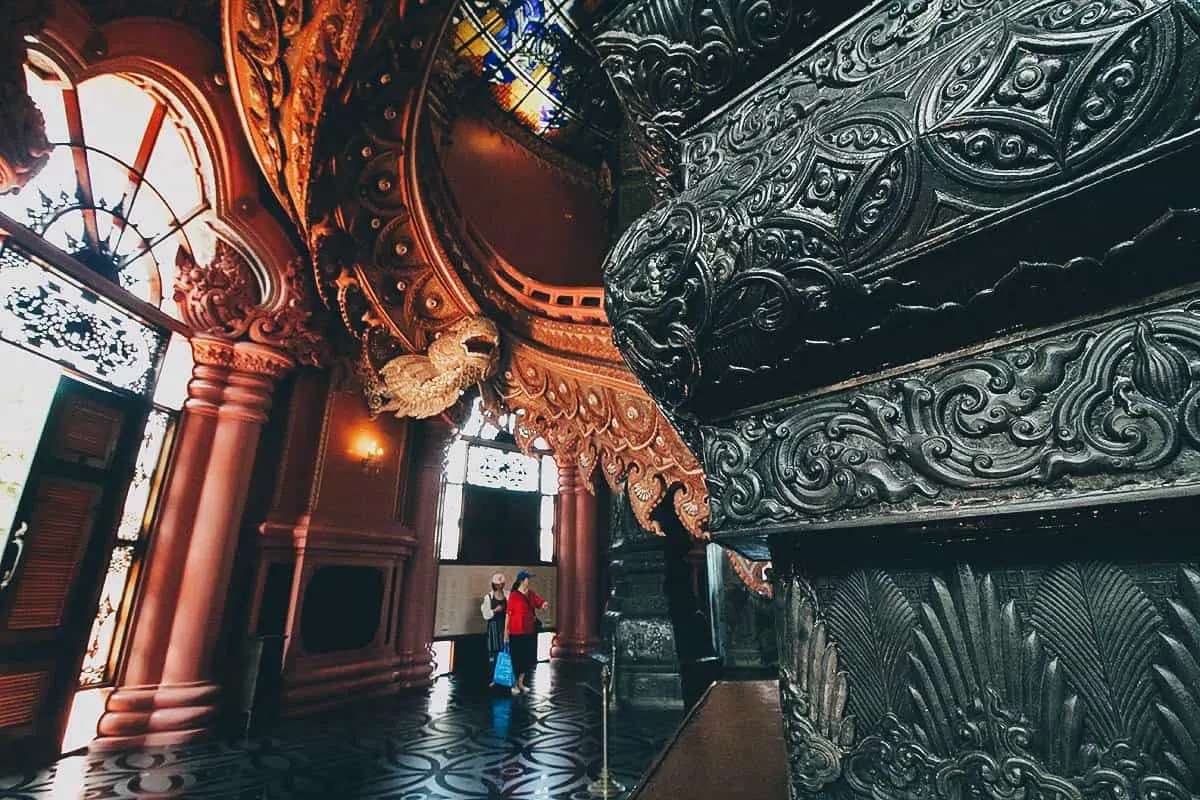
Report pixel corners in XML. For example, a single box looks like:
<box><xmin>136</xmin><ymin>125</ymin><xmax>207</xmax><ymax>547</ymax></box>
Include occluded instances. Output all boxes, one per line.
<box><xmin>703</xmin><ymin>298</ymin><xmax>1200</xmax><ymax>532</ymax></box>
<box><xmin>603</xmin><ymin>0</ymin><xmax>1198</xmax><ymax>419</ymax></box>
<box><xmin>595</xmin><ymin>0</ymin><xmax>859</xmax><ymax>195</ymax></box>
<box><xmin>776</xmin><ymin>562</ymin><xmax>1200</xmax><ymax>799</ymax></box>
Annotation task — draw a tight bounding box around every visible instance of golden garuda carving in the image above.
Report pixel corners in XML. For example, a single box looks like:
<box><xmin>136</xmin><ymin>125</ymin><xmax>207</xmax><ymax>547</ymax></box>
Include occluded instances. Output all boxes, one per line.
<box><xmin>366</xmin><ymin>316</ymin><xmax>501</xmax><ymax>419</ymax></box>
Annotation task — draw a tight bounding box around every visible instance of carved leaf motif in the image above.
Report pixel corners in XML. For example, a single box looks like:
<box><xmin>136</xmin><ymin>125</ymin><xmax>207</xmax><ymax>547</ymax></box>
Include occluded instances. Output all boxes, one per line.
<box><xmin>908</xmin><ymin>565</ymin><xmax>1031</xmax><ymax>755</ymax></box>
<box><xmin>778</xmin><ymin>576</ymin><xmax>852</xmax><ymax>795</ymax></box>
<box><xmin>1154</xmin><ymin>566</ymin><xmax>1200</xmax><ymax>789</ymax></box>
<box><xmin>1030</xmin><ymin>562</ymin><xmax>1163</xmax><ymax>753</ymax></box>
<box><xmin>826</xmin><ymin>570</ymin><xmax>916</xmax><ymax>732</ymax></box>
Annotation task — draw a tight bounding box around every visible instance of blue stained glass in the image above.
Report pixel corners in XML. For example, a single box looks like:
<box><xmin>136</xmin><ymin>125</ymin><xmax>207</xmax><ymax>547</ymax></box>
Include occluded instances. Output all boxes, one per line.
<box><xmin>453</xmin><ymin>0</ymin><xmax>616</xmax><ymax>161</ymax></box>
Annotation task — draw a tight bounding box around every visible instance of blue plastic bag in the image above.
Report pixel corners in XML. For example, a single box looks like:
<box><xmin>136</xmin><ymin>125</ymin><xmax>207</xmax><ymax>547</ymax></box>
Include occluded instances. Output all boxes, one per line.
<box><xmin>493</xmin><ymin>645</ymin><xmax>514</xmax><ymax>687</ymax></box>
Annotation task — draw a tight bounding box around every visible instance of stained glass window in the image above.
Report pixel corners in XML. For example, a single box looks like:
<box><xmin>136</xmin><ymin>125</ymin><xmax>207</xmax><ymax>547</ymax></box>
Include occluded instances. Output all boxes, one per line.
<box><xmin>450</xmin><ymin>0</ymin><xmax>617</xmax><ymax>162</ymax></box>
<box><xmin>439</xmin><ymin>397</ymin><xmax>558</xmax><ymax>562</ymax></box>
<box><xmin>0</xmin><ymin>65</ymin><xmax>213</xmax><ymax>316</ymax></box>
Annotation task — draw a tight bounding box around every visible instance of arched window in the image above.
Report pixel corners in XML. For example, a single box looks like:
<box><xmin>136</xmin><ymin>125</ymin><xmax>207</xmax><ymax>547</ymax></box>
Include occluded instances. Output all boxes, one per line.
<box><xmin>0</xmin><ymin>49</ymin><xmax>215</xmax><ymax>748</ymax></box>
<box><xmin>0</xmin><ymin>59</ymin><xmax>214</xmax><ymax>315</ymax></box>
<box><xmin>437</xmin><ymin>398</ymin><xmax>558</xmax><ymax>562</ymax></box>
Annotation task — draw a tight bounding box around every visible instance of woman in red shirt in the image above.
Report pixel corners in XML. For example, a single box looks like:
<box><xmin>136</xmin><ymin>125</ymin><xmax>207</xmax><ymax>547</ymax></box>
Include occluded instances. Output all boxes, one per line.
<box><xmin>503</xmin><ymin>570</ymin><xmax>546</xmax><ymax>695</ymax></box>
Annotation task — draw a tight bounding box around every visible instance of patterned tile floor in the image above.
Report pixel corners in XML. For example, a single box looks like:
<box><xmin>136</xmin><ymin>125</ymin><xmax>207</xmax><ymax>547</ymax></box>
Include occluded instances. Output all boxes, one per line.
<box><xmin>0</xmin><ymin>664</ymin><xmax>681</xmax><ymax>799</ymax></box>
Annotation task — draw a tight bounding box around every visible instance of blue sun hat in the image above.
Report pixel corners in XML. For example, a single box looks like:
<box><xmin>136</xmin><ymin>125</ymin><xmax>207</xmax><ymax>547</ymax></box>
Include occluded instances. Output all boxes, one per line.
<box><xmin>515</xmin><ymin>570</ymin><xmax>534</xmax><ymax>584</ymax></box>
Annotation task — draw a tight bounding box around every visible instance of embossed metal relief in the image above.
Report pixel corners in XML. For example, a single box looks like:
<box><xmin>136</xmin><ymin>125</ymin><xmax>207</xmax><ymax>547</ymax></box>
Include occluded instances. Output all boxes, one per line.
<box><xmin>595</xmin><ymin>0</ymin><xmax>869</xmax><ymax>196</ymax></box>
<box><xmin>775</xmin><ymin>561</ymin><xmax>1200</xmax><ymax>799</ymax></box>
<box><xmin>603</xmin><ymin>0</ymin><xmax>1200</xmax><ymax>421</ymax></box>
<box><xmin>704</xmin><ymin>292</ymin><xmax>1200</xmax><ymax>534</ymax></box>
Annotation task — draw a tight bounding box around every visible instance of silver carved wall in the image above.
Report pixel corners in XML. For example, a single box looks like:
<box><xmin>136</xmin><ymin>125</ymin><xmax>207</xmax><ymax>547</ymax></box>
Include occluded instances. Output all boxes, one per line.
<box><xmin>775</xmin><ymin>555</ymin><xmax>1200</xmax><ymax>800</ymax></box>
<box><xmin>596</xmin><ymin>0</ymin><xmax>1200</xmax><ymax>798</ymax></box>
<box><xmin>603</xmin><ymin>0</ymin><xmax>1200</xmax><ymax>431</ymax></box>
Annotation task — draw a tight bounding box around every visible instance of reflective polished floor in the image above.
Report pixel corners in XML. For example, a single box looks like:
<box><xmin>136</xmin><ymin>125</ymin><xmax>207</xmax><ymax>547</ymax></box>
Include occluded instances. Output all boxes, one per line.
<box><xmin>0</xmin><ymin>664</ymin><xmax>681</xmax><ymax>799</ymax></box>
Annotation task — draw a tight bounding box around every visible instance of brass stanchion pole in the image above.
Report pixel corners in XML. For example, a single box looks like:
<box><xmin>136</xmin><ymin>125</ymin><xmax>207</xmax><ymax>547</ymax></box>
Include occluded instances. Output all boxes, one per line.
<box><xmin>588</xmin><ymin>664</ymin><xmax>626</xmax><ymax>798</ymax></box>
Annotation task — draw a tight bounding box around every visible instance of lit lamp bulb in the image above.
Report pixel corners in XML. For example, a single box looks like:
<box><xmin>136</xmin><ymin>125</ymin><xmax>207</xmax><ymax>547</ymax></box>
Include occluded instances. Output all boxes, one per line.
<box><xmin>359</xmin><ymin>438</ymin><xmax>384</xmax><ymax>474</ymax></box>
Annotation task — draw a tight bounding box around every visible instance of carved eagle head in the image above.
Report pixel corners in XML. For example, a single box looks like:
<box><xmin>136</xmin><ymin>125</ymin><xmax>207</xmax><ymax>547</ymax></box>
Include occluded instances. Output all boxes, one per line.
<box><xmin>428</xmin><ymin>315</ymin><xmax>501</xmax><ymax>382</ymax></box>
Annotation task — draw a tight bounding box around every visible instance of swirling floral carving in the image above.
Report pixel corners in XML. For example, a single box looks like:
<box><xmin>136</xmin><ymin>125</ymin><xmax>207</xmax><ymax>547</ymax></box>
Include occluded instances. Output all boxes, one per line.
<box><xmin>595</xmin><ymin>0</ymin><xmax>826</xmax><ymax>196</ymax></box>
<box><xmin>175</xmin><ymin>240</ymin><xmax>328</xmax><ymax>367</ymax></box>
<box><xmin>702</xmin><ymin>301</ymin><xmax>1200</xmax><ymax>532</ymax></box>
<box><xmin>606</xmin><ymin>0</ymin><xmax>1187</xmax><ymax>424</ymax></box>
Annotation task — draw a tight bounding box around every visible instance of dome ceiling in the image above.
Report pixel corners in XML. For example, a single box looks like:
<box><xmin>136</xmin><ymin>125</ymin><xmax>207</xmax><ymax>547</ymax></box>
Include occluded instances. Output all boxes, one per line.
<box><xmin>221</xmin><ymin>0</ymin><xmax>710</xmax><ymax>539</ymax></box>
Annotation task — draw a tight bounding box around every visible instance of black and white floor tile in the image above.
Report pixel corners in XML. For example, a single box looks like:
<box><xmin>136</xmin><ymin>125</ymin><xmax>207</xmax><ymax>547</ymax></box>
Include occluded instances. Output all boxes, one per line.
<box><xmin>0</xmin><ymin>664</ymin><xmax>680</xmax><ymax>799</ymax></box>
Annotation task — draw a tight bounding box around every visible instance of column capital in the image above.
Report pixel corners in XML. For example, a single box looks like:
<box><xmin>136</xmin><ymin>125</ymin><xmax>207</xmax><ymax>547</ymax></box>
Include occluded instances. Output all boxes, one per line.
<box><xmin>187</xmin><ymin>336</ymin><xmax>290</xmax><ymax>423</ymax></box>
<box><xmin>557</xmin><ymin>458</ymin><xmax>583</xmax><ymax>495</ymax></box>
<box><xmin>175</xmin><ymin>241</ymin><xmax>329</xmax><ymax>367</ymax></box>
<box><xmin>190</xmin><ymin>335</ymin><xmax>294</xmax><ymax>378</ymax></box>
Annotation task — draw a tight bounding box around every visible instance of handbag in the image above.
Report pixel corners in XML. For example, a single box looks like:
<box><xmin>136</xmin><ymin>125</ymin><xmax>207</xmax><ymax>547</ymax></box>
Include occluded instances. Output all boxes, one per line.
<box><xmin>492</xmin><ymin>644</ymin><xmax>515</xmax><ymax>687</ymax></box>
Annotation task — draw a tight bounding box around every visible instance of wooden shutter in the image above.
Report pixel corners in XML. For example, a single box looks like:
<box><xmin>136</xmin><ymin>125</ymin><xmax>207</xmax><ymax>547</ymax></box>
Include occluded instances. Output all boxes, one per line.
<box><xmin>0</xmin><ymin>671</ymin><xmax>48</xmax><ymax>728</ymax></box>
<box><xmin>6</xmin><ymin>479</ymin><xmax>102</xmax><ymax>630</ymax></box>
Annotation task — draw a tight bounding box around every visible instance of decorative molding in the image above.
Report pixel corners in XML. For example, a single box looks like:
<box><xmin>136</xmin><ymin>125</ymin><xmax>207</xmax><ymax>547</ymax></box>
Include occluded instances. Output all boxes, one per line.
<box><xmin>774</xmin><ymin>560</ymin><xmax>1200</xmax><ymax>800</ymax></box>
<box><xmin>502</xmin><ymin>342</ymin><xmax>709</xmax><ymax>538</ymax></box>
<box><xmin>603</xmin><ymin>0</ymin><xmax>1200</xmax><ymax>424</ymax></box>
<box><xmin>704</xmin><ymin>291</ymin><xmax>1200</xmax><ymax>535</ymax></box>
<box><xmin>223</xmin><ymin>0</ymin><xmax>370</xmax><ymax>222</ymax></box>
<box><xmin>0</xmin><ymin>0</ymin><xmax>51</xmax><ymax>196</ymax></box>
<box><xmin>189</xmin><ymin>335</ymin><xmax>294</xmax><ymax>378</ymax></box>
<box><xmin>175</xmin><ymin>240</ymin><xmax>329</xmax><ymax>367</ymax></box>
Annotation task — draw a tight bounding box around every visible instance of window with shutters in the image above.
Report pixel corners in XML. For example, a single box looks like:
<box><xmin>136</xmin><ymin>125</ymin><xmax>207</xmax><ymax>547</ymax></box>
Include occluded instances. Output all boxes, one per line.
<box><xmin>0</xmin><ymin>56</ymin><xmax>202</xmax><ymax>695</ymax></box>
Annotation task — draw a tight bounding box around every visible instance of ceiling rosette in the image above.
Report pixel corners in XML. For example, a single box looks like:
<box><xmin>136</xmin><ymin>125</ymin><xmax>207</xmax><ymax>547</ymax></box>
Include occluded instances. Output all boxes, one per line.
<box><xmin>221</xmin><ymin>0</ymin><xmax>714</xmax><ymax>539</ymax></box>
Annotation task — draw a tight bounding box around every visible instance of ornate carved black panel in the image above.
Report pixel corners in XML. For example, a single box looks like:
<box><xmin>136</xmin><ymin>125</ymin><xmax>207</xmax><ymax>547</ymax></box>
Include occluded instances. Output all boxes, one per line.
<box><xmin>594</xmin><ymin>0</ymin><xmax>872</xmax><ymax>196</ymax></box>
<box><xmin>603</xmin><ymin>0</ymin><xmax>1200</xmax><ymax>429</ymax></box>
<box><xmin>770</xmin><ymin>511</ymin><xmax>1200</xmax><ymax>800</ymax></box>
<box><xmin>704</xmin><ymin>284</ymin><xmax>1200</xmax><ymax>539</ymax></box>
<box><xmin>600</xmin><ymin>1</ymin><xmax>1200</xmax><ymax>796</ymax></box>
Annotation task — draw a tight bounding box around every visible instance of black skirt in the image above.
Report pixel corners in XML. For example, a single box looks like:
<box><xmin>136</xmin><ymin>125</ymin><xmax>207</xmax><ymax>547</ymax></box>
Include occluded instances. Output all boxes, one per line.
<box><xmin>486</xmin><ymin>596</ymin><xmax>506</xmax><ymax>656</ymax></box>
<box><xmin>509</xmin><ymin>633</ymin><xmax>536</xmax><ymax>679</ymax></box>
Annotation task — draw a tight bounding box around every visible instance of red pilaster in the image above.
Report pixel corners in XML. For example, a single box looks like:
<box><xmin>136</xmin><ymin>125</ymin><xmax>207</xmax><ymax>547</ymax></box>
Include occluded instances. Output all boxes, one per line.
<box><xmin>552</xmin><ymin>461</ymin><xmax>598</xmax><ymax>660</ymax></box>
<box><xmin>95</xmin><ymin>336</ymin><xmax>291</xmax><ymax>750</ymax></box>
<box><xmin>395</xmin><ymin>419</ymin><xmax>452</xmax><ymax>688</ymax></box>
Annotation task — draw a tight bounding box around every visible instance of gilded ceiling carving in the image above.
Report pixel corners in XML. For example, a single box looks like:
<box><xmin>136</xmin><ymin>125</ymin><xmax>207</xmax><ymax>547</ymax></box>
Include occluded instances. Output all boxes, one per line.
<box><xmin>502</xmin><ymin>342</ymin><xmax>708</xmax><ymax>538</ymax></box>
<box><xmin>224</xmin><ymin>0</ymin><xmax>368</xmax><ymax>223</ymax></box>
<box><xmin>222</xmin><ymin>0</ymin><xmax>716</xmax><ymax>539</ymax></box>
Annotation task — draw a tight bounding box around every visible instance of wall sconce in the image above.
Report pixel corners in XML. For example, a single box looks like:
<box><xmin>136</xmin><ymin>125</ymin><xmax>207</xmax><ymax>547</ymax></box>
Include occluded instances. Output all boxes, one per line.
<box><xmin>358</xmin><ymin>438</ymin><xmax>385</xmax><ymax>476</ymax></box>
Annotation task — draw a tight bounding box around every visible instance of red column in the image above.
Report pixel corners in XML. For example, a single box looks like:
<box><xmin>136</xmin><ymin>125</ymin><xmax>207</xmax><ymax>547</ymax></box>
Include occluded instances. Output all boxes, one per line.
<box><xmin>550</xmin><ymin>462</ymin><xmax>578</xmax><ymax>658</ymax></box>
<box><xmin>573</xmin><ymin>478</ymin><xmax>599</xmax><ymax>656</ymax></box>
<box><xmin>395</xmin><ymin>420</ymin><xmax>451</xmax><ymax>687</ymax></box>
<box><xmin>96</xmin><ymin>336</ymin><xmax>291</xmax><ymax>750</ymax></box>
<box><xmin>553</xmin><ymin>461</ymin><xmax>599</xmax><ymax>660</ymax></box>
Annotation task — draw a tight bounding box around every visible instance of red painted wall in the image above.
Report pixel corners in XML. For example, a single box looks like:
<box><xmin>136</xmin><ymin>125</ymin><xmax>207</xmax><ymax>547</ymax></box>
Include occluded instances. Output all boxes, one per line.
<box><xmin>439</xmin><ymin>114</ymin><xmax>608</xmax><ymax>288</ymax></box>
